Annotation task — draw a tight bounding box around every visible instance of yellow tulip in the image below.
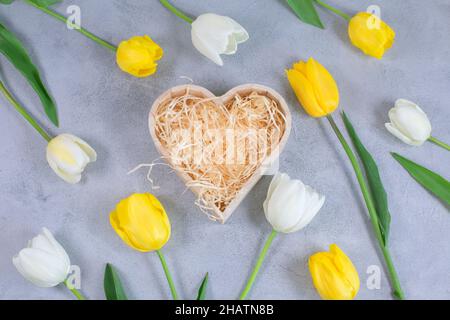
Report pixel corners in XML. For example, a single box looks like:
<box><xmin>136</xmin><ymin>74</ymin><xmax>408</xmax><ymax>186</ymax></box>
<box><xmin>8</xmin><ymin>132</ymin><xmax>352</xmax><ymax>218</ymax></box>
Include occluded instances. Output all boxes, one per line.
<box><xmin>309</xmin><ymin>244</ymin><xmax>360</xmax><ymax>300</ymax></box>
<box><xmin>110</xmin><ymin>193</ymin><xmax>171</xmax><ymax>252</ymax></box>
<box><xmin>116</xmin><ymin>36</ymin><xmax>163</xmax><ymax>77</ymax></box>
<box><xmin>286</xmin><ymin>58</ymin><xmax>339</xmax><ymax>118</ymax></box>
<box><xmin>348</xmin><ymin>12</ymin><xmax>395</xmax><ymax>59</ymax></box>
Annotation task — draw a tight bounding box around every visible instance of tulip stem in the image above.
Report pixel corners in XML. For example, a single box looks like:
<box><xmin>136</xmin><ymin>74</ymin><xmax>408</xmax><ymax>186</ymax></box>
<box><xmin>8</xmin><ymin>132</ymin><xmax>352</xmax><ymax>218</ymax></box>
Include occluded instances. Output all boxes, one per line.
<box><xmin>64</xmin><ymin>281</ymin><xmax>86</xmax><ymax>300</ymax></box>
<box><xmin>326</xmin><ymin>115</ymin><xmax>405</xmax><ymax>300</ymax></box>
<box><xmin>159</xmin><ymin>0</ymin><xmax>194</xmax><ymax>24</ymax></box>
<box><xmin>156</xmin><ymin>250</ymin><xmax>179</xmax><ymax>300</ymax></box>
<box><xmin>428</xmin><ymin>136</ymin><xmax>450</xmax><ymax>151</ymax></box>
<box><xmin>24</xmin><ymin>0</ymin><xmax>117</xmax><ymax>52</ymax></box>
<box><xmin>0</xmin><ymin>80</ymin><xmax>52</xmax><ymax>142</ymax></box>
<box><xmin>239</xmin><ymin>229</ymin><xmax>277</xmax><ymax>300</ymax></box>
<box><xmin>315</xmin><ymin>0</ymin><xmax>351</xmax><ymax>21</ymax></box>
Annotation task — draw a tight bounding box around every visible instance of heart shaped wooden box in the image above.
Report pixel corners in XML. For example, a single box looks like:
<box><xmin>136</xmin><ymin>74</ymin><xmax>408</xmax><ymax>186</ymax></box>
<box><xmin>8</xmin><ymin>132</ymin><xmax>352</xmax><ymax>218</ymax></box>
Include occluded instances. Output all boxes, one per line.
<box><xmin>149</xmin><ymin>84</ymin><xmax>291</xmax><ymax>223</ymax></box>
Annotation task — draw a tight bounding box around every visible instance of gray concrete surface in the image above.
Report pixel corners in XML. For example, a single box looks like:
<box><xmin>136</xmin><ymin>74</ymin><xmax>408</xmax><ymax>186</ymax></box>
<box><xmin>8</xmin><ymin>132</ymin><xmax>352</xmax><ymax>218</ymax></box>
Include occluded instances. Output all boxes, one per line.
<box><xmin>0</xmin><ymin>0</ymin><xmax>449</xmax><ymax>300</ymax></box>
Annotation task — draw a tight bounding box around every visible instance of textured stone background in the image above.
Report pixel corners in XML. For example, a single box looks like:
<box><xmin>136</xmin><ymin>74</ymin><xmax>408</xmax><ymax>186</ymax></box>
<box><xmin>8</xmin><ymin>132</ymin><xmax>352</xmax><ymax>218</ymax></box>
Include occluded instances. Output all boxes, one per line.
<box><xmin>0</xmin><ymin>0</ymin><xmax>449</xmax><ymax>300</ymax></box>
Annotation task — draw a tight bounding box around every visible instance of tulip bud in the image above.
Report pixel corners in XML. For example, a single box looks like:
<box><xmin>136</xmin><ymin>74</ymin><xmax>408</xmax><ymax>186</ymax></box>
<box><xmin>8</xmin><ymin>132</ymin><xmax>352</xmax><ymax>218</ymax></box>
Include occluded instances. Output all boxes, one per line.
<box><xmin>385</xmin><ymin>99</ymin><xmax>432</xmax><ymax>146</ymax></box>
<box><xmin>116</xmin><ymin>35</ymin><xmax>163</xmax><ymax>77</ymax></box>
<box><xmin>309</xmin><ymin>244</ymin><xmax>360</xmax><ymax>300</ymax></box>
<box><xmin>263</xmin><ymin>173</ymin><xmax>325</xmax><ymax>233</ymax></box>
<box><xmin>46</xmin><ymin>134</ymin><xmax>97</xmax><ymax>184</ymax></box>
<box><xmin>348</xmin><ymin>12</ymin><xmax>395</xmax><ymax>59</ymax></box>
<box><xmin>13</xmin><ymin>228</ymin><xmax>71</xmax><ymax>288</ymax></box>
<box><xmin>286</xmin><ymin>58</ymin><xmax>339</xmax><ymax>117</ymax></box>
<box><xmin>191</xmin><ymin>13</ymin><xmax>249</xmax><ymax>66</ymax></box>
<box><xmin>110</xmin><ymin>193</ymin><xmax>171</xmax><ymax>252</ymax></box>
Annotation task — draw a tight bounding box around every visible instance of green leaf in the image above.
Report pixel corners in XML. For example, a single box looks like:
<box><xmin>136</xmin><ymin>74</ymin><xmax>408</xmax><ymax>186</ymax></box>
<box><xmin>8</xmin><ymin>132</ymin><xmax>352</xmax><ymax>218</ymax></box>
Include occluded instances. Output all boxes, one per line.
<box><xmin>0</xmin><ymin>22</ymin><xmax>58</xmax><ymax>126</ymax></box>
<box><xmin>286</xmin><ymin>0</ymin><xmax>324</xmax><ymax>29</ymax></box>
<box><xmin>0</xmin><ymin>0</ymin><xmax>15</xmax><ymax>5</ymax></box>
<box><xmin>342</xmin><ymin>112</ymin><xmax>391</xmax><ymax>245</ymax></box>
<box><xmin>196</xmin><ymin>273</ymin><xmax>209</xmax><ymax>300</ymax></box>
<box><xmin>28</xmin><ymin>0</ymin><xmax>62</xmax><ymax>7</ymax></box>
<box><xmin>104</xmin><ymin>263</ymin><xmax>128</xmax><ymax>300</ymax></box>
<box><xmin>392</xmin><ymin>153</ymin><xmax>450</xmax><ymax>206</ymax></box>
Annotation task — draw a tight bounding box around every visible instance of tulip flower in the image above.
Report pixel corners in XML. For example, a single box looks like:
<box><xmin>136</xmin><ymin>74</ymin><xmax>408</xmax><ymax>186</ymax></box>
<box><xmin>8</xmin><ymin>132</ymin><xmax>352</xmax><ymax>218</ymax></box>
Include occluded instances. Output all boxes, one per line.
<box><xmin>348</xmin><ymin>12</ymin><xmax>395</xmax><ymax>59</ymax></box>
<box><xmin>110</xmin><ymin>193</ymin><xmax>178</xmax><ymax>299</ymax></box>
<box><xmin>386</xmin><ymin>99</ymin><xmax>449</xmax><ymax>151</ymax></box>
<box><xmin>0</xmin><ymin>81</ymin><xmax>96</xmax><ymax>184</ymax></box>
<box><xmin>313</xmin><ymin>0</ymin><xmax>395</xmax><ymax>59</ymax></box>
<box><xmin>286</xmin><ymin>58</ymin><xmax>339</xmax><ymax>117</ymax></box>
<box><xmin>116</xmin><ymin>36</ymin><xmax>164</xmax><ymax>77</ymax></box>
<box><xmin>160</xmin><ymin>0</ymin><xmax>249</xmax><ymax>66</ymax></box>
<box><xmin>19</xmin><ymin>1</ymin><xmax>163</xmax><ymax>77</ymax></box>
<box><xmin>47</xmin><ymin>134</ymin><xmax>97</xmax><ymax>184</ymax></box>
<box><xmin>286</xmin><ymin>57</ymin><xmax>405</xmax><ymax>299</ymax></box>
<box><xmin>309</xmin><ymin>244</ymin><xmax>360</xmax><ymax>300</ymax></box>
<box><xmin>239</xmin><ymin>173</ymin><xmax>324</xmax><ymax>300</ymax></box>
<box><xmin>12</xmin><ymin>228</ymin><xmax>86</xmax><ymax>299</ymax></box>
<box><xmin>263</xmin><ymin>173</ymin><xmax>325</xmax><ymax>233</ymax></box>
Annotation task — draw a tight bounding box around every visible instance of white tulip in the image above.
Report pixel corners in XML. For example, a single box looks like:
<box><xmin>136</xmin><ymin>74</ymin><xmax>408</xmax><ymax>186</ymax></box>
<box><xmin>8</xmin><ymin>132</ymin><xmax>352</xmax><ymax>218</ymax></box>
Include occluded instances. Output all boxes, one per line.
<box><xmin>191</xmin><ymin>13</ymin><xmax>249</xmax><ymax>66</ymax></box>
<box><xmin>13</xmin><ymin>228</ymin><xmax>71</xmax><ymax>288</ymax></box>
<box><xmin>46</xmin><ymin>134</ymin><xmax>97</xmax><ymax>184</ymax></box>
<box><xmin>385</xmin><ymin>99</ymin><xmax>432</xmax><ymax>146</ymax></box>
<box><xmin>263</xmin><ymin>173</ymin><xmax>325</xmax><ymax>233</ymax></box>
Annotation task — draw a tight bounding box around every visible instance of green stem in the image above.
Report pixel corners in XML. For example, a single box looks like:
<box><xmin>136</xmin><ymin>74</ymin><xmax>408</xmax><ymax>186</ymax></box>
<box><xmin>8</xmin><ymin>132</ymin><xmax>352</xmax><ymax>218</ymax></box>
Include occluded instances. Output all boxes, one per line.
<box><xmin>24</xmin><ymin>0</ymin><xmax>117</xmax><ymax>52</ymax></box>
<box><xmin>239</xmin><ymin>229</ymin><xmax>277</xmax><ymax>300</ymax></box>
<box><xmin>315</xmin><ymin>0</ymin><xmax>351</xmax><ymax>21</ymax></box>
<box><xmin>0</xmin><ymin>80</ymin><xmax>52</xmax><ymax>142</ymax></box>
<box><xmin>156</xmin><ymin>250</ymin><xmax>179</xmax><ymax>300</ymax></box>
<box><xmin>428</xmin><ymin>136</ymin><xmax>450</xmax><ymax>151</ymax></box>
<box><xmin>159</xmin><ymin>0</ymin><xmax>194</xmax><ymax>24</ymax></box>
<box><xmin>326</xmin><ymin>115</ymin><xmax>404</xmax><ymax>300</ymax></box>
<box><xmin>64</xmin><ymin>281</ymin><xmax>86</xmax><ymax>300</ymax></box>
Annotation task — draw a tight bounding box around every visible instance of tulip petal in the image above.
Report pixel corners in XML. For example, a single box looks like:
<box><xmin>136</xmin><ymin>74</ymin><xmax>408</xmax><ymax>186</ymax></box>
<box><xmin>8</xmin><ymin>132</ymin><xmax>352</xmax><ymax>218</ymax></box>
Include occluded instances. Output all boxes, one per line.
<box><xmin>286</xmin><ymin>68</ymin><xmax>325</xmax><ymax>117</ymax></box>
<box><xmin>223</xmin><ymin>34</ymin><xmax>238</xmax><ymax>55</ymax></box>
<box><xmin>110</xmin><ymin>194</ymin><xmax>171</xmax><ymax>252</ymax></box>
<box><xmin>47</xmin><ymin>135</ymin><xmax>89</xmax><ymax>173</ymax></box>
<box><xmin>191</xmin><ymin>13</ymin><xmax>248</xmax><ymax>65</ymax></box>
<box><xmin>227</xmin><ymin>17</ymin><xmax>249</xmax><ymax>44</ymax></box>
<box><xmin>309</xmin><ymin>245</ymin><xmax>359</xmax><ymax>300</ymax></box>
<box><xmin>330</xmin><ymin>244</ymin><xmax>360</xmax><ymax>295</ymax></box>
<box><xmin>286</xmin><ymin>186</ymin><xmax>325</xmax><ymax>233</ymax></box>
<box><xmin>13</xmin><ymin>248</ymin><xmax>69</xmax><ymax>287</ymax></box>
<box><xmin>40</xmin><ymin>228</ymin><xmax>71</xmax><ymax>268</ymax></box>
<box><xmin>264</xmin><ymin>173</ymin><xmax>284</xmax><ymax>204</ymax></box>
<box><xmin>391</xmin><ymin>99</ymin><xmax>432</xmax><ymax>142</ymax></box>
<box><xmin>293</xmin><ymin>61</ymin><xmax>307</xmax><ymax>75</ymax></box>
<box><xmin>63</xmin><ymin>134</ymin><xmax>97</xmax><ymax>162</ymax></box>
<box><xmin>46</xmin><ymin>154</ymin><xmax>83</xmax><ymax>184</ymax></box>
<box><xmin>385</xmin><ymin>122</ymin><xmax>418</xmax><ymax>146</ymax></box>
<box><xmin>191</xmin><ymin>30</ymin><xmax>224</xmax><ymax>66</ymax></box>
<box><xmin>348</xmin><ymin>12</ymin><xmax>395</xmax><ymax>59</ymax></box>
<box><xmin>110</xmin><ymin>208</ymin><xmax>137</xmax><ymax>250</ymax></box>
<box><xmin>266</xmin><ymin>177</ymin><xmax>306</xmax><ymax>233</ymax></box>
<box><xmin>305</xmin><ymin>58</ymin><xmax>339</xmax><ymax>114</ymax></box>
<box><xmin>13</xmin><ymin>254</ymin><xmax>55</xmax><ymax>288</ymax></box>
<box><xmin>264</xmin><ymin>173</ymin><xmax>292</xmax><ymax>225</ymax></box>
<box><xmin>46</xmin><ymin>134</ymin><xmax>96</xmax><ymax>183</ymax></box>
<box><xmin>116</xmin><ymin>35</ymin><xmax>163</xmax><ymax>77</ymax></box>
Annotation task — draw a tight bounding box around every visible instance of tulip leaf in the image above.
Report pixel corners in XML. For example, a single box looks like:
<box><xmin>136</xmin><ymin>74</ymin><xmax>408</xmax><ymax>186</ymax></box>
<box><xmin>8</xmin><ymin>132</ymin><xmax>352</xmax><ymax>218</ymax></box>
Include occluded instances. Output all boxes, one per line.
<box><xmin>392</xmin><ymin>153</ymin><xmax>450</xmax><ymax>206</ymax></box>
<box><xmin>342</xmin><ymin>112</ymin><xmax>391</xmax><ymax>245</ymax></box>
<box><xmin>28</xmin><ymin>0</ymin><xmax>63</xmax><ymax>7</ymax></box>
<box><xmin>0</xmin><ymin>22</ymin><xmax>58</xmax><ymax>126</ymax></box>
<box><xmin>196</xmin><ymin>273</ymin><xmax>209</xmax><ymax>300</ymax></box>
<box><xmin>0</xmin><ymin>0</ymin><xmax>15</xmax><ymax>4</ymax></box>
<box><xmin>286</xmin><ymin>0</ymin><xmax>324</xmax><ymax>29</ymax></box>
<box><xmin>104</xmin><ymin>263</ymin><xmax>128</xmax><ymax>300</ymax></box>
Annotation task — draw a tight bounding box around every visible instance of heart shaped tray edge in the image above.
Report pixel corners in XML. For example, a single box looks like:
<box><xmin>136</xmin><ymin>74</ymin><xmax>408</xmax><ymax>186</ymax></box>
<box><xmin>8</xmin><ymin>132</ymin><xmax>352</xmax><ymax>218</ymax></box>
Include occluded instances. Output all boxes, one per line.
<box><xmin>149</xmin><ymin>84</ymin><xmax>292</xmax><ymax>223</ymax></box>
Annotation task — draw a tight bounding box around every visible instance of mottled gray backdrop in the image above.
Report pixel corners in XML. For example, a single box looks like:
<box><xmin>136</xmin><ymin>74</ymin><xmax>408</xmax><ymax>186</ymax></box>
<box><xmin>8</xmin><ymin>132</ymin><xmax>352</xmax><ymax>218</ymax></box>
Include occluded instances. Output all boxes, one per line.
<box><xmin>0</xmin><ymin>0</ymin><xmax>449</xmax><ymax>300</ymax></box>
